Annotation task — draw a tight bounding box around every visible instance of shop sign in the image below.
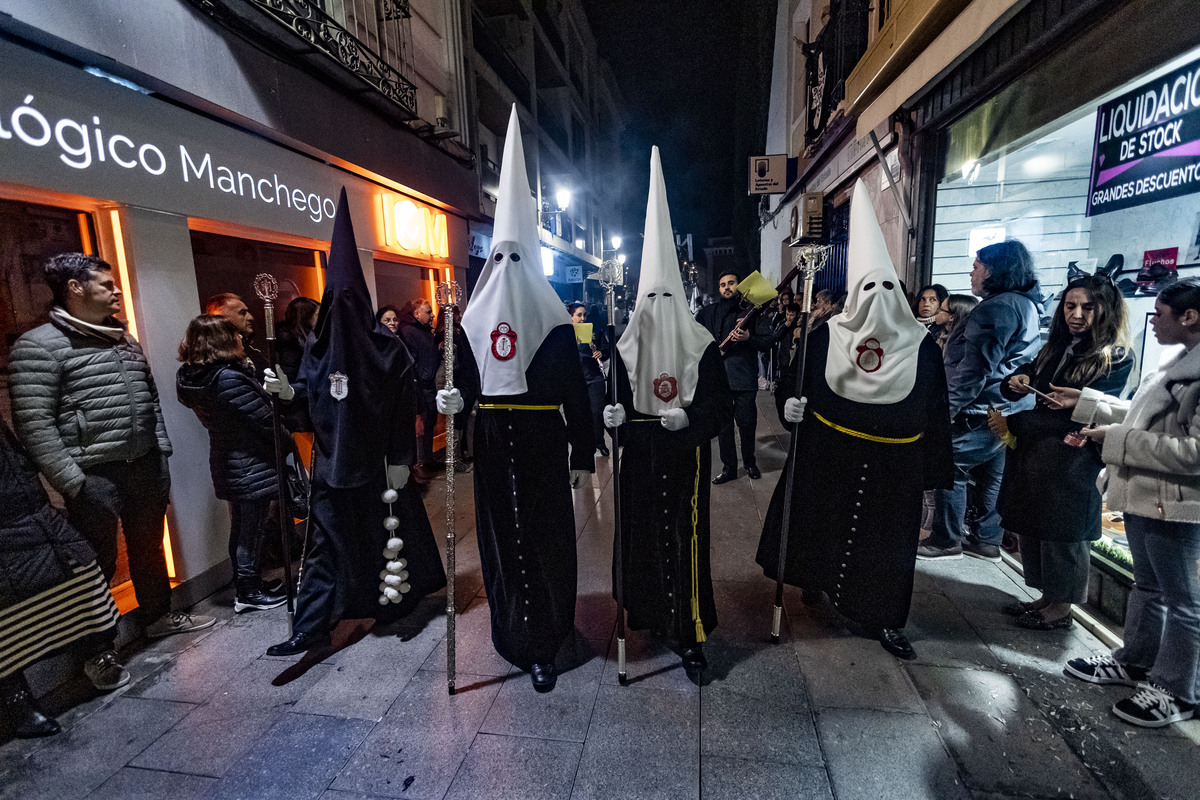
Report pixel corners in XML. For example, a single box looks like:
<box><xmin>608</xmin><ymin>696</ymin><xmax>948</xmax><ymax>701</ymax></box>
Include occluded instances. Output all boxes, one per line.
<box><xmin>0</xmin><ymin>39</ymin><xmax>466</xmax><ymax>261</ymax></box>
<box><xmin>748</xmin><ymin>155</ymin><xmax>788</xmax><ymax>194</ymax></box>
<box><xmin>1088</xmin><ymin>56</ymin><xmax>1200</xmax><ymax>216</ymax></box>
<box><xmin>564</xmin><ymin>264</ymin><xmax>583</xmax><ymax>283</ymax></box>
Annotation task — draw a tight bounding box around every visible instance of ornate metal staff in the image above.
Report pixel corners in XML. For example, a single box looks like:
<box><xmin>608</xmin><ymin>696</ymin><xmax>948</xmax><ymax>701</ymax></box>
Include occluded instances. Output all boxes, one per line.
<box><xmin>435</xmin><ymin>280</ymin><xmax>461</xmax><ymax>695</ymax></box>
<box><xmin>599</xmin><ymin>258</ymin><xmax>628</xmax><ymax>684</ymax></box>
<box><xmin>253</xmin><ymin>273</ymin><xmax>297</xmax><ymax>635</ymax></box>
<box><xmin>771</xmin><ymin>244</ymin><xmax>828</xmax><ymax>643</ymax></box>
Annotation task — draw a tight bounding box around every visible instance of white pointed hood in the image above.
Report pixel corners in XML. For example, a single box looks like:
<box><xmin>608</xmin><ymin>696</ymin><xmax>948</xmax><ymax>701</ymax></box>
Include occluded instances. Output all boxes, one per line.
<box><xmin>825</xmin><ymin>180</ymin><xmax>926</xmax><ymax>404</ymax></box>
<box><xmin>463</xmin><ymin>105</ymin><xmax>571</xmax><ymax>396</ymax></box>
<box><xmin>617</xmin><ymin>147</ymin><xmax>713</xmax><ymax>414</ymax></box>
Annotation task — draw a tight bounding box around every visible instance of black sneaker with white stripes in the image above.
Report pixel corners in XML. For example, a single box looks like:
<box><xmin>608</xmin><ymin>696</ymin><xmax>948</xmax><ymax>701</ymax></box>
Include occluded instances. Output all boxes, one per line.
<box><xmin>1063</xmin><ymin>655</ymin><xmax>1146</xmax><ymax>687</ymax></box>
<box><xmin>1112</xmin><ymin>683</ymin><xmax>1196</xmax><ymax>728</ymax></box>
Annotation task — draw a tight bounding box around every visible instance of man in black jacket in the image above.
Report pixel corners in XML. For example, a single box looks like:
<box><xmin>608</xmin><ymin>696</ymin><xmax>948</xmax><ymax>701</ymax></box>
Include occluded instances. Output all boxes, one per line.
<box><xmin>696</xmin><ymin>270</ymin><xmax>773</xmax><ymax>482</ymax></box>
<box><xmin>9</xmin><ymin>254</ymin><xmax>214</xmax><ymax>655</ymax></box>
<box><xmin>397</xmin><ymin>297</ymin><xmax>440</xmax><ymax>474</ymax></box>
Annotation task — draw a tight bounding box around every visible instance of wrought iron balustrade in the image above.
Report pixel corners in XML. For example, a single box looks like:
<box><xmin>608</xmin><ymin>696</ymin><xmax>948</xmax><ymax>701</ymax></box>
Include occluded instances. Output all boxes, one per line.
<box><xmin>190</xmin><ymin>0</ymin><xmax>418</xmax><ymax>119</ymax></box>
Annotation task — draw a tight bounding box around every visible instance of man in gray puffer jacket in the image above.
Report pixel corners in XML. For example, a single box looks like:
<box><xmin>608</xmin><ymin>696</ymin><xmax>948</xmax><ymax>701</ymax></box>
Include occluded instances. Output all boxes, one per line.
<box><xmin>8</xmin><ymin>253</ymin><xmax>213</xmax><ymax>640</ymax></box>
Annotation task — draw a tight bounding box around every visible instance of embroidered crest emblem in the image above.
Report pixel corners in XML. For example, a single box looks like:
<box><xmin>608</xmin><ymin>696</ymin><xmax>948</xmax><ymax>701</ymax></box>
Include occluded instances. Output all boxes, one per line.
<box><xmin>490</xmin><ymin>322</ymin><xmax>517</xmax><ymax>361</ymax></box>
<box><xmin>328</xmin><ymin>371</ymin><xmax>349</xmax><ymax>400</ymax></box>
<box><xmin>855</xmin><ymin>338</ymin><xmax>884</xmax><ymax>373</ymax></box>
<box><xmin>653</xmin><ymin>373</ymin><xmax>678</xmax><ymax>401</ymax></box>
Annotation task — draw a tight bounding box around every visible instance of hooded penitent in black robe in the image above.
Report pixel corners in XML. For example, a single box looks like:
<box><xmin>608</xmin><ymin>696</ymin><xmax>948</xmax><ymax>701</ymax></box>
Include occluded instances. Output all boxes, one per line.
<box><xmin>755</xmin><ymin>325</ymin><xmax>953</xmax><ymax>630</ymax></box>
<box><xmin>292</xmin><ymin>190</ymin><xmax>445</xmax><ymax>635</ymax></box>
<box><xmin>609</xmin><ymin>344</ymin><xmax>732</xmax><ymax>645</ymax></box>
<box><xmin>470</xmin><ymin>325</ymin><xmax>594</xmax><ymax>670</ymax></box>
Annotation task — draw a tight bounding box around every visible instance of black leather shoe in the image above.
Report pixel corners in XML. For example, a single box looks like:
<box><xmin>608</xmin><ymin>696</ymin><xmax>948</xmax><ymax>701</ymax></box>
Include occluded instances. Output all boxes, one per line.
<box><xmin>530</xmin><ymin>663</ymin><xmax>557</xmax><ymax>693</ymax></box>
<box><xmin>712</xmin><ymin>469</ymin><xmax>737</xmax><ymax>485</ymax></box>
<box><xmin>266</xmin><ymin>631</ymin><xmax>331</xmax><ymax>656</ymax></box>
<box><xmin>878</xmin><ymin>628</ymin><xmax>917</xmax><ymax>660</ymax></box>
<box><xmin>4</xmin><ymin>689</ymin><xmax>61</xmax><ymax>738</ymax></box>
<box><xmin>746</xmin><ymin>465</ymin><xmax>761</xmax><ymax>480</ymax></box>
<box><xmin>681</xmin><ymin>646</ymin><xmax>708</xmax><ymax>672</ymax></box>
<box><xmin>598</xmin><ymin>445</ymin><xmax>610</xmax><ymax>457</ymax></box>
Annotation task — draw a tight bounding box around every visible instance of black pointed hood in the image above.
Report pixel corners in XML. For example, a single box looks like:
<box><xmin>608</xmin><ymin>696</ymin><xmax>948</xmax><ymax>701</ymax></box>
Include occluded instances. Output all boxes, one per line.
<box><xmin>302</xmin><ymin>188</ymin><xmax>414</xmax><ymax>487</ymax></box>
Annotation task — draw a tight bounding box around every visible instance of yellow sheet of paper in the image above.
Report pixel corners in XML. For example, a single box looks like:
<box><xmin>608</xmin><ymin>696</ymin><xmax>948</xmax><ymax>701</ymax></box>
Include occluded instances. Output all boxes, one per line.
<box><xmin>574</xmin><ymin>322</ymin><xmax>593</xmax><ymax>345</ymax></box>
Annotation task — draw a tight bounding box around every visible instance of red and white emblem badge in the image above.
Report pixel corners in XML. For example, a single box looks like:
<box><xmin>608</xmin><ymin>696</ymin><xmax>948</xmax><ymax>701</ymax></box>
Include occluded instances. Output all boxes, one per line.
<box><xmin>855</xmin><ymin>338</ymin><xmax>884</xmax><ymax>373</ymax></box>
<box><xmin>653</xmin><ymin>373</ymin><xmax>678</xmax><ymax>401</ymax></box>
<box><xmin>490</xmin><ymin>322</ymin><xmax>517</xmax><ymax>361</ymax></box>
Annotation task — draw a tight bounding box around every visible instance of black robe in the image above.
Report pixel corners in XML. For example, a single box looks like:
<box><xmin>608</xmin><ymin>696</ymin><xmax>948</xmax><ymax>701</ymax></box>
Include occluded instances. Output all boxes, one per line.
<box><xmin>470</xmin><ymin>324</ymin><xmax>595</xmax><ymax>670</ymax></box>
<box><xmin>609</xmin><ymin>344</ymin><xmax>732</xmax><ymax>645</ymax></box>
<box><xmin>291</xmin><ymin>190</ymin><xmax>445</xmax><ymax>635</ymax></box>
<box><xmin>756</xmin><ymin>325</ymin><xmax>953</xmax><ymax>630</ymax></box>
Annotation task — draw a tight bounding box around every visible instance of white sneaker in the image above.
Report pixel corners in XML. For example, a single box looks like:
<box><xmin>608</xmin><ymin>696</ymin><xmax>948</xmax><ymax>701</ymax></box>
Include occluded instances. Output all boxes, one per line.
<box><xmin>83</xmin><ymin>650</ymin><xmax>131</xmax><ymax>691</ymax></box>
<box><xmin>145</xmin><ymin>611</ymin><xmax>217</xmax><ymax>639</ymax></box>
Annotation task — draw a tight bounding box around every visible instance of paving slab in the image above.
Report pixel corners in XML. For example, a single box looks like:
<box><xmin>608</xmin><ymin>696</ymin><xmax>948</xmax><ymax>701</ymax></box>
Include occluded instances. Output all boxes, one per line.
<box><xmin>599</xmin><ymin>631</ymin><xmax>698</xmax><ymax>694</ymax></box>
<box><xmin>330</xmin><ymin>668</ymin><xmax>504</xmax><ymax>799</ymax></box>
<box><xmin>0</xmin><ymin>697</ymin><xmax>193</xmax><ymax>800</ymax></box>
<box><xmin>442</xmin><ymin>733</ymin><xmax>583</xmax><ymax>800</ymax></box>
<box><xmin>420</xmin><ymin>596</ymin><xmax>517</xmax><ymax>679</ymax></box>
<box><xmin>699</xmin><ymin>756</ymin><xmax>832</xmax><ymax>800</ymax></box>
<box><xmin>794</xmin><ymin>635</ymin><xmax>925</xmax><ymax>713</ymax></box>
<box><xmin>702</xmin><ymin>642</ymin><xmax>808</xmax><ymax>711</ymax></box>
<box><xmin>908</xmin><ymin>664</ymin><xmax>1108</xmax><ymax>797</ymax></box>
<box><xmin>701</xmin><ymin>685</ymin><xmax>822</xmax><ymax>767</ymax></box>
<box><xmin>87</xmin><ymin>766</ymin><xmax>217</xmax><ymax>800</ymax></box>
<box><xmin>201</xmin><ymin>712</ymin><xmax>374</xmax><ymax>800</ymax></box>
<box><xmin>906</xmin><ymin>591</ymin><xmax>1002</xmax><ymax>670</ymax></box>
<box><xmin>129</xmin><ymin>658</ymin><xmax>332</xmax><ymax>777</ymax></box>
<box><xmin>817</xmin><ymin>708</ymin><xmax>969</xmax><ymax>800</ymax></box>
<box><xmin>290</xmin><ymin>621</ymin><xmax>442</xmax><ymax>720</ymax></box>
<box><xmin>572</xmin><ymin>684</ymin><xmax>699</xmax><ymax>800</ymax></box>
<box><xmin>480</xmin><ymin>647</ymin><xmax>603</xmax><ymax>742</ymax></box>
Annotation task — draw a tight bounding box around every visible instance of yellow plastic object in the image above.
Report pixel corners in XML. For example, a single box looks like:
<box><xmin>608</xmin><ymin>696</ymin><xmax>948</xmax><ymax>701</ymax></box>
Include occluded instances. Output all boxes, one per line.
<box><xmin>574</xmin><ymin>322</ymin><xmax>593</xmax><ymax>345</ymax></box>
<box><xmin>737</xmin><ymin>270</ymin><xmax>777</xmax><ymax>308</ymax></box>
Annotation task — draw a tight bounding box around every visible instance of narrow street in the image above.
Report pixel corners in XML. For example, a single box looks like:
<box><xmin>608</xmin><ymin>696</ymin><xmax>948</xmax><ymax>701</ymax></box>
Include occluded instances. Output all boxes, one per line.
<box><xmin>2</xmin><ymin>395</ymin><xmax>1196</xmax><ymax>800</ymax></box>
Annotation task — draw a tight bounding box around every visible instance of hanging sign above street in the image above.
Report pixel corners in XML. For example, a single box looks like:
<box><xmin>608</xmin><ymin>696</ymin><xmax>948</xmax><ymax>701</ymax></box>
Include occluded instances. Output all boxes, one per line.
<box><xmin>748</xmin><ymin>154</ymin><xmax>789</xmax><ymax>194</ymax></box>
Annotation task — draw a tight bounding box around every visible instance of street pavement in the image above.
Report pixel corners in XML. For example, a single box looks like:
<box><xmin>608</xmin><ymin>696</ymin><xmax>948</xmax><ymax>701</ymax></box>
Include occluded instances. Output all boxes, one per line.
<box><xmin>2</xmin><ymin>394</ymin><xmax>1197</xmax><ymax>799</ymax></box>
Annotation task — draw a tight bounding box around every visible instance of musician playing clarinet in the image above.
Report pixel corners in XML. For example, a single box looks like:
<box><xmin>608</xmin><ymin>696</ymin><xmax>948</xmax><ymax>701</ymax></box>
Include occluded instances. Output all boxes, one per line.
<box><xmin>696</xmin><ymin>271</ymin><xmax>773</xmax><ymax>484</ymax></box>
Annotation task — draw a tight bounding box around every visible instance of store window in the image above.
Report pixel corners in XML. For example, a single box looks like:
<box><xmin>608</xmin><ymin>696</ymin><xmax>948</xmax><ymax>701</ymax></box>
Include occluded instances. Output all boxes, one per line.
<box><xmin>929</xmin><ymin>47</ymin><xmax>1200</xmax><ymax>605</ymax></box>
<box><xmin>190</xmin><ymin>229</ymin><xmax>326</xmax><ymax>322</ymax></box>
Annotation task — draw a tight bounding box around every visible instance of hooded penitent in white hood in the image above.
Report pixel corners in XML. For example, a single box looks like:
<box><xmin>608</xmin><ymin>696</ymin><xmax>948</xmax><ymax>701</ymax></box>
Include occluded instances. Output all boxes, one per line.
<box><xmin>462</xmin><ymin>105</ymin><xmax>570</xmax><ymax>396</ymax></box>
<box><xmin>824</xmin><ymin>180</ymin><xmax>926</xmax><ymax>404</ymax></box>
<box><xmin>617</xmin><ymin>146</ymin><xmax>713</xmax><ymax>414</ymax></box>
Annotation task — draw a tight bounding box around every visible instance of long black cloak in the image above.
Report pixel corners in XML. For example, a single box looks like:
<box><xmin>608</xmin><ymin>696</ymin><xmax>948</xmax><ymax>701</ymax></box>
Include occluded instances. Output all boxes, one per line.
<box><xmin>609</xmin><ymin>344</ymin><xmax>732</xmax><ymax>645</ymax></box>
<box><xmin>756</xmin><ymin>325</ymin><xmax>952</xmax><ymax>630</ymax></box>
<box><xmin>292</xmin><ymin>190</ymin><xmax>445</xmax><ymax>635</ymax></box>
<box><xmin>470</xmin><ymin>324</ymin><xmax>594</xmax><ymax>670</ymax></box>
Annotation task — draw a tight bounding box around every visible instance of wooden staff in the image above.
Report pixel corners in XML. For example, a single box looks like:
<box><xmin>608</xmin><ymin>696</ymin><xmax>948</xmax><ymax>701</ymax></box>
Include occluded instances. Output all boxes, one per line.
<box><xmin>436</xmin><ymin>280</ymin><xmax>460</xmax><ymax>695</ymax></box>
<box><xmin>771</xmin><ymin>246</ymin><xmax>827</xmax><ymax>643</ymax></box>
<box><xmin>253</xmin><ymin>273</ymin><xmax>297</xmax><ymax>635</ymax></box>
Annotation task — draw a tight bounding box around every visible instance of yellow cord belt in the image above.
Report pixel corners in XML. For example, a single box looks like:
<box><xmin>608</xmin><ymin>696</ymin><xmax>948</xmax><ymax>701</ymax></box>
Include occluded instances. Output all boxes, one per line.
<box><xmin>690</xmin><ymin>446</ymin><xmax>705</xmax><ymax>643</ymax></box>
<box><xmin>812</xmin><ymin>411</ymin><xmax>923</xmax><ymax>444</ymax></box>
<box><xmin>477</xmin><ymin>403</ymin><xmax>560</xmax><ymax>411</ymax></box>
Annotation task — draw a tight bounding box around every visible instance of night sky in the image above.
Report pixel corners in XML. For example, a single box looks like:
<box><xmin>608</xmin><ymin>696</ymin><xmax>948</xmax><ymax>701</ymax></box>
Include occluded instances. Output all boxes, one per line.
<box><xmin>584</xmin><ymin>1</ymin><xmax>743</xmax><ymax>261</ymax></box>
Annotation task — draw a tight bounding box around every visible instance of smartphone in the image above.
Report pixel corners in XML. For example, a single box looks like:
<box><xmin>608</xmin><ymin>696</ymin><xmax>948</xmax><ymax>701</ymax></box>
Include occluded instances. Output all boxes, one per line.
<box><xmin>1022</xmin><ymin>384</ymin><xmax>1055</xmax><ymax>403</ymax></box>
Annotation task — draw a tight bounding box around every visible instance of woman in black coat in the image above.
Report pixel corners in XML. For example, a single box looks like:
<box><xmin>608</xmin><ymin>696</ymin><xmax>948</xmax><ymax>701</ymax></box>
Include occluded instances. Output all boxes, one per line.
<box><xmin>996</xmin><ymin>276</ymin><xmax>1133</xmax><ymax>629</ymax></box>
<box><xmin>177</xmin><ymin>315</ymin><xmax>288</xmax><ymax>613</ymax></box>
<box><xmin>1</xmin><ymin>422</ymin><xmax>122</xmax><ymax>738</ymax></box>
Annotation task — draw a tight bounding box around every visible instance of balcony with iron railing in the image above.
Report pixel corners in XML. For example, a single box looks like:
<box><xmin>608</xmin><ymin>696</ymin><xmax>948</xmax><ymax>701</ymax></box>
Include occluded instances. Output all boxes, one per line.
<box><xmin>188</xmin><ymin>0</ymin><xmax>418</xmax><ymax>120</ymax></box>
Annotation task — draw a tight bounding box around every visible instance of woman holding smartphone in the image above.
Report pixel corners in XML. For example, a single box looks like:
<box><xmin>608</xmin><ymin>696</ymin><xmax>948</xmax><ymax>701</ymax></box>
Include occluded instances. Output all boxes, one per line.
<box><xmin>995</xmin><ymin>275</ymin><xmax>1132</xmax><ymax>630</ymax></box>
<box><xmin>1055</xmin><ymin>277</ymin><xmax>1200</xmax><ymax>728</ymax></box>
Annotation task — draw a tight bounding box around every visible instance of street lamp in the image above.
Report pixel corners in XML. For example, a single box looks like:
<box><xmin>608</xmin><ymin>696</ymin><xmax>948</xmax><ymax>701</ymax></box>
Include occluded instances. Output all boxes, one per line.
<box><xmin>555</xmin><ymin>188</ymin><xmax>572</xmax><ymax>210</ymax></box>
<box><xmin>541</xmin><ymin>186</ymin><xmax>573</xmax><ymax>239</ymax></box>
<box><xmin>611</xmin><ymin>235</ymin><xmax>622</xmax><ymax>250</ymax></box>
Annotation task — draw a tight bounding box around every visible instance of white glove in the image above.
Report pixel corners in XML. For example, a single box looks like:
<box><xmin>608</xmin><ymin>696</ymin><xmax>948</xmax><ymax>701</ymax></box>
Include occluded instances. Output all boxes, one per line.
<box><xmin>569</xmin><ymin>469</ymin><xmax>589</xmax><ymax>489</ymax></box>
<box><xmin>784</xmin><ymin>396</ymin><xmax>808</xmax><ymax>424</ymax></box>
<box><xmin>262</xmin><ymin>365</ymin><xmax>294</xmax><ymax>401</ymax></box>
<box><xmin>660</xmin><ymin>408</ymin><xmax>689</xmax><ymax>431</ymax></box>
<box><xmin>386</xmin><ymin>464</ymin><xmax>410</xmax><ymax>491</ymax></box>
<box><xmin>436</xmin><ymin>388</ymin><xmax>464</xmax><ymax>415</ymax></box>
<box><xmin>603</xmin><ymin>403</ymin><xmax>626</xmax><ymax>428</ymax></box>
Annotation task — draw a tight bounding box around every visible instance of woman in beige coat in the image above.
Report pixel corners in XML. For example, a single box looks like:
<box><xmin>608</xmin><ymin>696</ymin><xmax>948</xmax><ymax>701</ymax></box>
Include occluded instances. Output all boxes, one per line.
<box><xmin>1049</xmin><ymin>277</ymin><xmax>1200</xmax><ymax>729</ymax></box>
